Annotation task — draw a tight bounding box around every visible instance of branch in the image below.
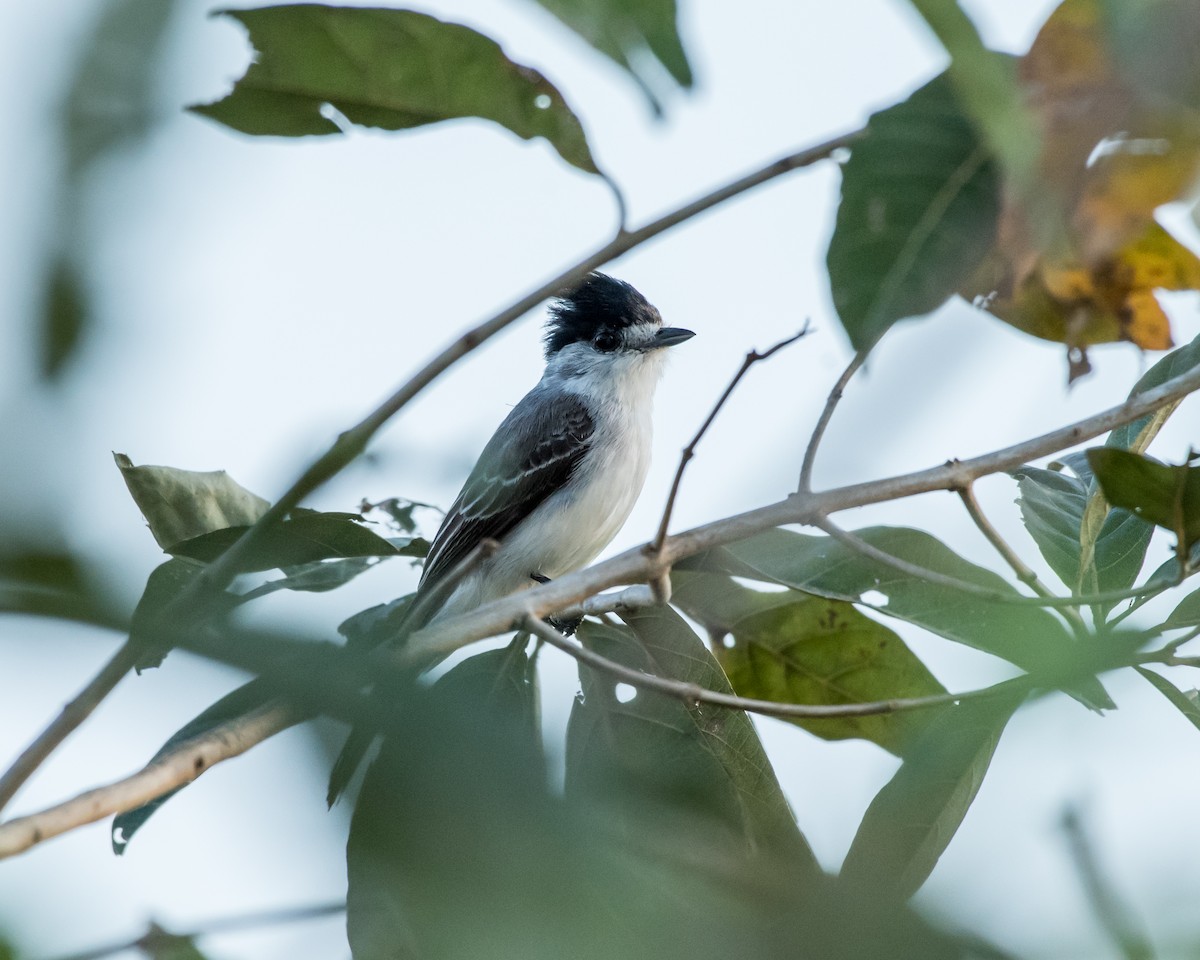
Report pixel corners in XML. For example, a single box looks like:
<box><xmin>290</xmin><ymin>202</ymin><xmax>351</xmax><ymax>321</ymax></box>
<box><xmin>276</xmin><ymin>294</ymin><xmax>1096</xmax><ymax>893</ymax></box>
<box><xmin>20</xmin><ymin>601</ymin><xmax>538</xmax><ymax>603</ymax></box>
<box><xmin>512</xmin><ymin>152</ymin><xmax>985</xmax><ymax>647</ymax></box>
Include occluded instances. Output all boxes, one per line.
<box><xmin>404</xmin><ymin>357</ymin><xmax>1200</xmax><ymax>663</ymax></box>
<box><xmin>175</xmin><ymin>131</ymin><xmax>860</xmax><ymax>607</ymax></box>
<box><xmin>0</xmin><ymin>639</ymin><xmax>139</xmax><ymax>814</ymax></box>
<box><xmin>650</xmin><ymin>327</ymin><xmax>809</xmax><ymax>554</ymax></box>
<box><xmin>811</xmin><ymin>515</ymin><xmax>1147</xmax><ymax>610</ymax></box>
<box><xmin>8</xmin><ymin>338</ymin><xmax>1200</xmax><ymax>861</ymax></box>
<box><xmin>0</xmin><ymin>133</ymin><xmax>857</xmax><ymax>832</ymax></box>
<box><xmin>0</xmin><ymin>703</ymin><xmax>297</xmax><ymax>859</ymax></box>
<box><xmin>956</xmin><ymin>483</ymin><xmax>1057</xmax><ymax>598</ymax></box>
<box><xmin>798</xmin><ymin>347</ymin><xmax>870</xmax><ymax>492</ymax></box>
<box><xmin>49</xmin><ymin>901</ymin><xmax>346</xmax><ymax>960</ymax></box>
<box><xmin>521</xmin><ymin>615</ymin><xmax>1005</xmax><ymax>719</ymax></box>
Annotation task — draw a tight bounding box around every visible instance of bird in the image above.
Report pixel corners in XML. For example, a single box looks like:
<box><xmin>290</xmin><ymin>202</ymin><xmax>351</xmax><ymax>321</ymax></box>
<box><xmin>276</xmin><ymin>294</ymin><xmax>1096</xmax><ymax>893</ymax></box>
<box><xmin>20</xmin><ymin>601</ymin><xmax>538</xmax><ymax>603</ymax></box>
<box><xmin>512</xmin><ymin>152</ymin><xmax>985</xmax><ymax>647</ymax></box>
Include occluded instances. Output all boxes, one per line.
<box><xmin>327</xmin><ymin>272</ymin><xmax>695</xmax><ymax>804</ymax></box>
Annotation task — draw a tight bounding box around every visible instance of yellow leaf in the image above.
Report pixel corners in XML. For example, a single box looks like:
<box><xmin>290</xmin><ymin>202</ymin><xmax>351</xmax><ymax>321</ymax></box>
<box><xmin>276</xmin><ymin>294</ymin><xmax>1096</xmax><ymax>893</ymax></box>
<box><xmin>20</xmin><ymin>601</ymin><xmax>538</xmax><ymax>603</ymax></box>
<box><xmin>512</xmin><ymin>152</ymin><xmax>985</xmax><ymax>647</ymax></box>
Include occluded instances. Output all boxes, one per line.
<box><xmin>974</xmin><ymin>221</ymin><xmax>1192</xmax><ymax>355</ymax></box>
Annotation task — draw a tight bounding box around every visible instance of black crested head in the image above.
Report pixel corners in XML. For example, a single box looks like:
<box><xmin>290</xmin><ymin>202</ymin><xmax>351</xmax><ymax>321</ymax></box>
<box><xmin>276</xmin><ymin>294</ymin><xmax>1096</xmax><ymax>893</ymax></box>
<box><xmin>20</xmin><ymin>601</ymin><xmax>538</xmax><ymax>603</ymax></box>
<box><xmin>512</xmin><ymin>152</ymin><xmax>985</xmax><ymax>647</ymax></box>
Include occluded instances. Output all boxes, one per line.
<box><xmin>543</xmin><ymin>273</ymin><xmax>661</xmax><ymax>357</ymax></box>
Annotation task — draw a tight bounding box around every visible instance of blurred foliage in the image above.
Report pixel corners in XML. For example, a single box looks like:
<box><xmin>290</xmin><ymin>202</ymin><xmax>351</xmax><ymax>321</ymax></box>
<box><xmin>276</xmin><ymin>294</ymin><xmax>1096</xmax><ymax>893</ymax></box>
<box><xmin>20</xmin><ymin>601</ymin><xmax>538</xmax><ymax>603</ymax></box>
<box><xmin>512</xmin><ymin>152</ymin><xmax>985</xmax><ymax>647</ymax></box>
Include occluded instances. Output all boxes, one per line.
<box><xmin>12</xmin><ymin>1</ymin><xmax>1200</xmax><ymax>959</ymax></box>
<box><xmin>39</xmin><ymin>0</ymin><xmax>181</xmax><ymax>379</ymax></box>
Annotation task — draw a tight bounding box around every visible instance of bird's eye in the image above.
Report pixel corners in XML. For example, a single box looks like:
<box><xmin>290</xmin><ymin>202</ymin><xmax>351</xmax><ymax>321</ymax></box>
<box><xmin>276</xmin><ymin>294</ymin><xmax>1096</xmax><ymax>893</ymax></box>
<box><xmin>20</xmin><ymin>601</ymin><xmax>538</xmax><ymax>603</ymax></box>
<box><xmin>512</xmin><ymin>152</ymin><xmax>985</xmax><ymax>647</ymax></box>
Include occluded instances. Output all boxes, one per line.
<box><xmin>593</xmin><ymin>331</ymin><xmax>619</xmax><ymax>352</ymax></box>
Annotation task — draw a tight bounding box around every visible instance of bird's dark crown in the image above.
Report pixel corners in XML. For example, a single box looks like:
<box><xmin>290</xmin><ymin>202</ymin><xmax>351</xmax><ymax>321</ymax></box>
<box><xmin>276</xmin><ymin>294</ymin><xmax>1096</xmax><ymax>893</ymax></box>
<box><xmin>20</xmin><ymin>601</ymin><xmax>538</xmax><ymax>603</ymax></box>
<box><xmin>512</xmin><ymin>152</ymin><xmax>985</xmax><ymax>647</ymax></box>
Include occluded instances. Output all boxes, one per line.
<box><xmin>543</xmin><ymin>273</ymin><xmax>661</xmax><ymax>357</ymax></box>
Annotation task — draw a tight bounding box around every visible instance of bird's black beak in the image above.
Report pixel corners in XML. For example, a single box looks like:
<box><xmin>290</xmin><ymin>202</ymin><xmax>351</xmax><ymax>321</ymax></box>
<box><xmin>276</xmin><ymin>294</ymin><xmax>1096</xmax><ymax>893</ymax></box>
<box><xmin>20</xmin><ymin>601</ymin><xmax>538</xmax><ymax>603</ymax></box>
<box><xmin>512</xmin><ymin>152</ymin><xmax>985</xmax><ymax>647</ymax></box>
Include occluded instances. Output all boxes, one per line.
<box><xmin>652</xmin><ymin>326</ymin><xmax>696</xmax><ymax>348</ymax></box>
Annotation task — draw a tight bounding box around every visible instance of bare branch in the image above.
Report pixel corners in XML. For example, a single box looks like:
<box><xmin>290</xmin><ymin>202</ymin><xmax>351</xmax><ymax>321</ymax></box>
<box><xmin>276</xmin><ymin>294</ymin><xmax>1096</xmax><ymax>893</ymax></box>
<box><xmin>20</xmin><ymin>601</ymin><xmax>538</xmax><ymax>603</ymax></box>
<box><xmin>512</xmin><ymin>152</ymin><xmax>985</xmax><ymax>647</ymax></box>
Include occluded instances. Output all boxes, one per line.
<box><xmin>522</xmin><ymin>614</ymin><xmax>1002</xmax><ymax>720</ymax></box>
<box><xmin>49</xmin><ymin>902</ymin><xmax>346</xmax><ymax>960</ymax></box>
<box><xmin>404</xmin><ymin>357</ymin><xmax>1200</xmax><ymax>663</ymax></box>
<box><xmin>650</xmin><ymin>327</ymin><xmax>810</xmax><ymax>554</ymax></box>
<box><xmin>8</xmin><ymin>336</ymin><xmax>1200</xmax><ymax>861</ymax></box>
<box><xmin>956</xmin><ymin>483</ymin><xmax>1090</xmax><ymax>638</ymax></box>
<box><xmin>176</xmin><ymin>131</ymin><xmax>861</xmax><ymax>609</ymax></box>
<box><xmin>0</xmin><ymin>703</ymin><xmax>298</xmax><ymax>860</ymax></box>
<box><xmin>957</xmin><ymin>482</ymin><xmax>1057</xmax><ymax>597</ymax></box>
<box><xmin>0</xmin><ymin>639</ymin><xmax>139</xmax><ymax>814</ymax></box>
<box><xmin>798</xmin><ymin>347</ymin><xmax>870</xmax><ymax>493</ymax></box>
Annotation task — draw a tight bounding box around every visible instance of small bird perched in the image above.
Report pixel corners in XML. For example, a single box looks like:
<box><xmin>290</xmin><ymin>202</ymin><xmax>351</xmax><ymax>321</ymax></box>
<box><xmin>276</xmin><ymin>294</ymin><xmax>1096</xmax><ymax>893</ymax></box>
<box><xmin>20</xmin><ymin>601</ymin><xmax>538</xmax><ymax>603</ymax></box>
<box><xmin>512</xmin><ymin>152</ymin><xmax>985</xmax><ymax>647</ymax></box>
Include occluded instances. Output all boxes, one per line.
<box><xmin>327</xmin><ymin>272</ymin><xmax>694</xmax><ymax>803</ymax></box>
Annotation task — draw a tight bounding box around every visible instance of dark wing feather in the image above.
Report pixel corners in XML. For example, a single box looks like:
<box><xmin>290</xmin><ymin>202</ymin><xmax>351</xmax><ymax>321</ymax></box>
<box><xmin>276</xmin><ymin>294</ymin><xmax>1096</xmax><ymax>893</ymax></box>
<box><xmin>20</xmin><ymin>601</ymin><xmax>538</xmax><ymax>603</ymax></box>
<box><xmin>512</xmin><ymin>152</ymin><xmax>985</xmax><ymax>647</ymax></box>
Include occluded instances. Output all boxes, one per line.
<box><xmin>418</xmin><ymin>392</ymin><xmax>595</xmax><ymax>590</ymax></box>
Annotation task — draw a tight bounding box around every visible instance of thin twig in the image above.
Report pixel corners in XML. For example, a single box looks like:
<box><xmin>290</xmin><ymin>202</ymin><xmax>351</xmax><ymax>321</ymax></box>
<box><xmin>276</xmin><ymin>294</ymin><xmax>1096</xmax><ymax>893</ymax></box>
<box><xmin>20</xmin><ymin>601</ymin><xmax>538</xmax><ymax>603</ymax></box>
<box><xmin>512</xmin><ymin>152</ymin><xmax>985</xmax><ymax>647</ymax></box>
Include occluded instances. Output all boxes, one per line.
<box><xmin>650</xmin><ymin>327</ymin><xmax>810</xmax><ymax>554</ymax></box>
<box><xmin>405</xmin><ymin>356</ymin><xmax>1200</xmax><ymax>661</ymax></box>
<box><xmin>170</xmin><ymin>131</ymin><xmax>860</xmax><ymax>613</ymax></box>
<box><xmin>957</xmin><ymin>483</ymin><xmax>1090</xmax><ymax>637</ymax></box>
<box><xmin>798</xmin><ymin>347</ymin><xmax>869</xmax><ymax>493</ymax></box>
<box><xmin>0</xmin><ymin>639</ymin><xmax>140</xmax><ymax>814</ymax></box>
<box><xmin>957</xmin><ymin>483</ymin><xmax>1056</xmax><ymax>598</ymax></box>
<box><xmin>0</xmin><ymin>703</ymin><xmax>297</xmax><ymax>860</ymax></box>
<box><xmin>48</xmin><ymin>901</ymin><xmax>346</xmax><ymax>960</ymax></box>
<box><xmin>521</xmin><ymin>614</ymin><xmax>1007</xmax><ymax>719</ymax></box>
<box><xmin>7</xmin><ymin>347</ymin><xmax>1200</xmax><ymax>862</ymax></box>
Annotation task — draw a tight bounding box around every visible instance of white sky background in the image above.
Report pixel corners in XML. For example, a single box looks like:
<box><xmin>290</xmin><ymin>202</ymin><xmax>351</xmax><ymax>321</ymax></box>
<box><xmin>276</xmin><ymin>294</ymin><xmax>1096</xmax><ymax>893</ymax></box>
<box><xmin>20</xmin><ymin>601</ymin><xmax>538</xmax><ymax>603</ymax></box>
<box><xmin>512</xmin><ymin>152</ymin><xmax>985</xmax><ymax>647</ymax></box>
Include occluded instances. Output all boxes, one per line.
<box><xmin>3</xmin><ymin>0</ymin><xmax>1200</xmax><ymax>957</ymax></box>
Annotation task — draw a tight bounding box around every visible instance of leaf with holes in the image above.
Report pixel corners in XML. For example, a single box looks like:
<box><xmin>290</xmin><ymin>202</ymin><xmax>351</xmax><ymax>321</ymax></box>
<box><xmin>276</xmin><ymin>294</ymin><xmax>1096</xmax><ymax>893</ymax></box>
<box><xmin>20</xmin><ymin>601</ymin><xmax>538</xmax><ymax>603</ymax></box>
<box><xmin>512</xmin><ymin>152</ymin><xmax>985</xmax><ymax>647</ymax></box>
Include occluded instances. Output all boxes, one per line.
<box><xmin>567</xmin><ymin>610</ymin><xmax>816</xmax><ymax>868</ymax></box>
<box><xmin>193</xmin><ymin>5</ymin><xmax>599</xmax><ymax>174</ymax></box>
<box><xmin>672</xmin><ymin>573</ymin><xmax>946</xmax><ymax>755</ymax></box>
<box><xmin>826</xmin><ymin>70</ymin><xmax>1000</xmax><ymax>350</ymax></box>
<box><xmin>839</xmin><ymin>686</ymin><xmax>1026</xmax><ymax>901</ymax></box>
<box><xmin>679</xmin><ymin>527</ymin><xmax>1100</xmax><ymax>688</ymax></box>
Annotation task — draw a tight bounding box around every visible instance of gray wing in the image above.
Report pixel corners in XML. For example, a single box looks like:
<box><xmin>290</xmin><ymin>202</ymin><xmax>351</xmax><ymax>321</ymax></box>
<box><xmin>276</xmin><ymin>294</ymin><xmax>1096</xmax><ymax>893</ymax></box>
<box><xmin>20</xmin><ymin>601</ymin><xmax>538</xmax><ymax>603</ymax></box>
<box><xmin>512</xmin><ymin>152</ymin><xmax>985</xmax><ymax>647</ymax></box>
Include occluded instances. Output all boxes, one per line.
<box><xmin>419</xmin><ymin>391</ymin><xmax>595</xmax><ymax>590</ymax></box>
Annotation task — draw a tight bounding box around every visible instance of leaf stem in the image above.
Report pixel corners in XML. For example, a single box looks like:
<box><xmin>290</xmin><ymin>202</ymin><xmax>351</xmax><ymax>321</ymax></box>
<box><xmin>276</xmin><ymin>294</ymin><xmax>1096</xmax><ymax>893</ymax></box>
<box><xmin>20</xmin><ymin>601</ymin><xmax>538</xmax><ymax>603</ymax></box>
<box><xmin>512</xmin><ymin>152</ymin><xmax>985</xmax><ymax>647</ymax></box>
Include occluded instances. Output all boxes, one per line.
<box><xmin>650</xmin><ymin>326</ymin><xmax>810</xmax><ymax>554</ymax></box>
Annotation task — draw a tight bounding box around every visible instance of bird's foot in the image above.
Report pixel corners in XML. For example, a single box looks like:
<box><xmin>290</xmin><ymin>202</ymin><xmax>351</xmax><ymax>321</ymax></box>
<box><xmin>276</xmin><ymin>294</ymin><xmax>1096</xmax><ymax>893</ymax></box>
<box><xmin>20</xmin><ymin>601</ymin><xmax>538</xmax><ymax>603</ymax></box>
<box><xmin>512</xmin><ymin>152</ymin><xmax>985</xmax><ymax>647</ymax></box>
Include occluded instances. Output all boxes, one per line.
<box><xmin>531</xmin><ymin>573</ymin><xmax>582</xmax><ymax>637</ymax></box>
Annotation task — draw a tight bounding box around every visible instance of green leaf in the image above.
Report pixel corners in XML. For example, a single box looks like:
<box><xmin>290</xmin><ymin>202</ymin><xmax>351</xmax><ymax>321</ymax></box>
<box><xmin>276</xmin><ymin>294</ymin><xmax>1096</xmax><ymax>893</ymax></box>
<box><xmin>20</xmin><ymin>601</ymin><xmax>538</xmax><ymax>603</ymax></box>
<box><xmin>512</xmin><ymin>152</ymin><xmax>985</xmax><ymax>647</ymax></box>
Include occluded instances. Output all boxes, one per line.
<box><xmin>128</xmin><ymin>558</ymin><xmax>209</xmax><ymax>671</ymax></box>
<box><xmin>1012</xmin><ymin>458</ymin><xmax>1153</xmax><ymax>604</ymax></box>
<box><xmin>1134</xmin><ymin>666</ymin><xmax>1200</xmax><ymax>734</ymax></box>
<box><xmin>338</xmin><ymin>594</ymin><xmax>415</xmax><ymax>654</ymax></box>
<box><xmin>234</xmin><ymin>536</ymin><xmax>426</xmax><ymax>604</ymax></box>
<box><xmin>567</xmin><ymin>610</ymin><xmax>818</xmax><ymax>868</ymax></box>
<box><xmin>168</xmin><ymin>511</ymin><xmax>402</xmax><ymax>571</ymax></box>
<box><xmin>529</xmin><ymin>0</ymin><xmax>692</xmax><ymax>113</ymax></box>
<box><xmin>1107</xmin><ymin>332</ymin><xmax>1200</xmax><ymax>452</ymax></box>
<box><xmin>1088</xmin><ymin>448</ymin><xmax>1200</xmax><ymax>550</ymax></box>
<box><xmin>1012</xmin><ymin>464</ymin><xmax>1090</xmax><ymax>590</ymax></box>
<box><xmin>1165</xmin><ymin>585</ymin><xmax>1200</xmax><ymax>628</ymax></box>
<box><xmin>683</xmin><ymin>527</ymin><xmax>1075</xmax><ymax>674</ymax></box>
<box><xmin>839</xmin><ymin>686</ymin><xmax>1026</xmax><ymax>901</ymax></box>
<box><xmin>112</xmin><ymin>679</ymin><xmax>272</xmax><ymax>854</ymax></box>
<box><xmin>672</xmin><ymin>573</ymin><xmax>946</xmax><ymax>756</ymax></box>
<box><xmin>826</xmin><ymin>71</ymin><xmax>1000</xmax><ymax>350</ymax></box>
<box><xmin>194</xmin><ymin>5</ymin><xmax>599</xmax><ymax>174</ymax></box>
<box><xmin>115</xmin><ymin>453</ymin><xmax>270</xmax><ymax>550</ymax></box>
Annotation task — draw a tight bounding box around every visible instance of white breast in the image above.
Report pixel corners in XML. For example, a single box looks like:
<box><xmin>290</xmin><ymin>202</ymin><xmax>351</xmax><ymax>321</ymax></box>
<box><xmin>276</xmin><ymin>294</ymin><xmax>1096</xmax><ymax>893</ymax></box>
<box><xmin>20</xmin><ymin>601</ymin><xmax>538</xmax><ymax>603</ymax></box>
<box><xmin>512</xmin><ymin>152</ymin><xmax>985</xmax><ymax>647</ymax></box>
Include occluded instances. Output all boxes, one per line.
<box><xmin>430</xmin><ymin>348</ymin><xmax>665</xmax><ymax>623</ymax></box>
